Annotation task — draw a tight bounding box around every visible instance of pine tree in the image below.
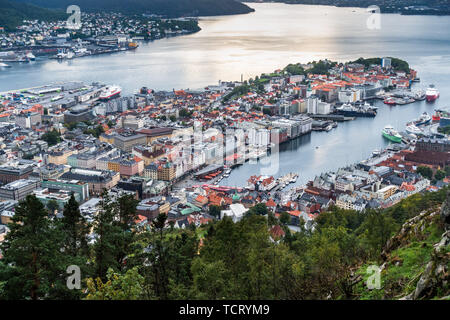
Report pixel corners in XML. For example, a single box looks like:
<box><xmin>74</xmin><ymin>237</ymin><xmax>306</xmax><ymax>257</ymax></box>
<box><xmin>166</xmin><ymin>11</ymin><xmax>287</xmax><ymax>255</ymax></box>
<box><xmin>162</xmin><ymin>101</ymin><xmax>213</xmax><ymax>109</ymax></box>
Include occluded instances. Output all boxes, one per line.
<box><xmin>47</xmin><ymin>194</ymin><xmax>92</xmax><ymax>299</ymax></box>
<box><xmin>113</xmin><ymin>194</ymin><xmax>139</xmax><ymax>271</ymax></box>
<box><xmin>61</xmin><ymin>194</ymin><xmax>90</xmax><ymax>258</ymax></box>
<box><xmin>0</xmin><ymin>195</ymin><xmax>65</xmax><ymax>300</ymax></box>
<box><xmin>93</xmin><ymin>192</ymin><xmax>121</xmax><ymax>281</ymax></box>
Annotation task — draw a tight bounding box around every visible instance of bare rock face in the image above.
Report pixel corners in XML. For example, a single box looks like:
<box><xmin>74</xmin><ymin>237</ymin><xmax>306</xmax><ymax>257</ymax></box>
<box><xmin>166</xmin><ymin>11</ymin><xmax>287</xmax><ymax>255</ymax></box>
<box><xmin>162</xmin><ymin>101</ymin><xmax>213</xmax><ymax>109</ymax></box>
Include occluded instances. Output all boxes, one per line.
<box><xmin>441</xmin><ymin>192</ymin><xmax>450</xmax><ymax>231</ymax></box>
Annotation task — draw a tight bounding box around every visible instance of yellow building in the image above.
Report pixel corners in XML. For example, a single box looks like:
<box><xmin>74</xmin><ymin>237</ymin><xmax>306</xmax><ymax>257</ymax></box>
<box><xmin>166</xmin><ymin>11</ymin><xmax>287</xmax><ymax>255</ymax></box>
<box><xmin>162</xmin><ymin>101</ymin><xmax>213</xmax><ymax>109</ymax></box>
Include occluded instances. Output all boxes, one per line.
<box><xmin>108</xmin><ymin>160</ymin><xmax>120</xmax><ymax>172</ymax></box>
<box><xmin>377</xmin><ymin>185</ymin><xmax>398</xmax><ymax>200</ymax></box>
<box><xmin>47</xmin><ymin>149</ymin><xmax>76</xmax><ymax>165</ymax></box>
<box><xmin>157</xmin><ymin>165</ymin><xmax>176</xmax><ymax>182</ymax></box>
<box><xmin>99</xmin><ymin>133</ymin><xmax>115</xmax><ymax>144</ymax></box>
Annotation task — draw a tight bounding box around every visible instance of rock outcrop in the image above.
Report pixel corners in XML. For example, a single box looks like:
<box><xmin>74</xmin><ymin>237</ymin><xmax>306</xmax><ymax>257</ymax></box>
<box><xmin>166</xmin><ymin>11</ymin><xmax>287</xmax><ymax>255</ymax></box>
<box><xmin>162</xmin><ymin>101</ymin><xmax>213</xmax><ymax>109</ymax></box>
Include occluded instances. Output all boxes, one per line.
<box><xmin>441</xmin><ymin>191</ymin><xmax>450</xmax><ymax>231</ymax></box>
<box><xmin>399</xmin><ymin>193</ymin><xmax>450</xmax><ymax>300</ymax></box>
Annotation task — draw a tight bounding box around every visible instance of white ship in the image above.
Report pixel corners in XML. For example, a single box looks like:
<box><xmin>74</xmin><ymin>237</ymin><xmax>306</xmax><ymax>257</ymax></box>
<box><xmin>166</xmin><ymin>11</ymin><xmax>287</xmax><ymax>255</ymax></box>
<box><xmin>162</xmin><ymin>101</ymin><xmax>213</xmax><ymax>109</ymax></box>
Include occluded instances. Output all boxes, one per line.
<box><xmin>99</xmin><ymin>85</ymin><xmax>122</xmax><ymax>100</ymax></box>
<box><xmin>425</xmin><ymin>84</ymin><xmax>439</xmax><ymax>102</ymax></box>
<box><xmin>405</xmin><ymin>123</ymin><xmax>423</xmax><ymax>135</ymax></box>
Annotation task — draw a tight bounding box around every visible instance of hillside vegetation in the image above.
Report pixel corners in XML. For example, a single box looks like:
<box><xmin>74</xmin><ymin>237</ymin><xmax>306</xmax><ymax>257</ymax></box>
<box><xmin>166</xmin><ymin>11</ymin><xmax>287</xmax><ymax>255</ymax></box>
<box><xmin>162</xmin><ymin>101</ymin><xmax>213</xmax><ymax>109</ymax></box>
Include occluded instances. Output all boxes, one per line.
<box><xmin>0</xmin><ymin>0</ymin><xmax>66</xmax><ymax>31</ymax></box>
<box><xmin>11</xmin><ymin>0</ymin><xmax>255</xmax><ymax>17</ymax></box>
<box><xmin>1</xmin><ymin>187</ymin><xmax>449</xmax><ymax>300</ymax></box>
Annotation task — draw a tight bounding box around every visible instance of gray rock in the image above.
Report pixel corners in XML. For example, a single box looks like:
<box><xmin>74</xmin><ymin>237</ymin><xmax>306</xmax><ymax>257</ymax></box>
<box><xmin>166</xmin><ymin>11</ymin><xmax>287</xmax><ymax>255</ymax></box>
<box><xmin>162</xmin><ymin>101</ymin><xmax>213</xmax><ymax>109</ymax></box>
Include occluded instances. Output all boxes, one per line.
<box><xmin>413</xmin><ymin>261</ymin><xmax>434</xmax><ymax>300</ymax></box>
<box><xmin>441</xmin><ymin>192</ymin><xmax>450</xmax><ymax>231</ymax></box>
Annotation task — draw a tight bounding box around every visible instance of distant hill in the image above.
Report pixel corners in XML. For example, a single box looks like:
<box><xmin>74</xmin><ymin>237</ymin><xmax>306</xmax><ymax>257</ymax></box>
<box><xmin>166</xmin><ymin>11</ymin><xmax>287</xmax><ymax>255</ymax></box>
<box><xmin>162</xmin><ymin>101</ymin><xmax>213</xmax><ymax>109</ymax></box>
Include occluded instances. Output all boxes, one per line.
<box><xmin>11</xmin><ymin>0</ymin><xmax>255</xmax><ymax>17</ymax></box>
<box><xmin>243</xmin><ymin>0</ymin><xmax>450</xmax><ymax>15</ymax></box>
<box><xmin>0</xmin><ymin>0</ymin><xmax>66</xmax><ymax>31</ymax></box>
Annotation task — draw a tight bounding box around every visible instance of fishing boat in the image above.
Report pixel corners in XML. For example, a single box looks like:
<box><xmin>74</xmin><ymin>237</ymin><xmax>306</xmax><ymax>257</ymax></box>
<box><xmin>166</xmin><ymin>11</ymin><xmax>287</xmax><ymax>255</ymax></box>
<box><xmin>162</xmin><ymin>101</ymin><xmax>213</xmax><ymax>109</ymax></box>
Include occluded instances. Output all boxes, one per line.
<box><xmin>382</xmin><ymin>125</ymin><xmax>402</xmax><ymax>143</ymax></box>
<box><xmin>413</xmin><ymin>112</ymin><xmax>432</xmax><ymax>126</ymax></box>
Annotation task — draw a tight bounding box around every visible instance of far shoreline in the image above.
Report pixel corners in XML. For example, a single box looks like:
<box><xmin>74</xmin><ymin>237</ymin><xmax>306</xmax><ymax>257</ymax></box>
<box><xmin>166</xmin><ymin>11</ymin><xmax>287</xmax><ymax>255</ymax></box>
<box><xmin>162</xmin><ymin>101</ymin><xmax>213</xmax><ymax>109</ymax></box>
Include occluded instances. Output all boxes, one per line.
<box><xmin>242</xmin><ymin>1</ymin><xmax>450</xmax><ymax>16</ymax></box>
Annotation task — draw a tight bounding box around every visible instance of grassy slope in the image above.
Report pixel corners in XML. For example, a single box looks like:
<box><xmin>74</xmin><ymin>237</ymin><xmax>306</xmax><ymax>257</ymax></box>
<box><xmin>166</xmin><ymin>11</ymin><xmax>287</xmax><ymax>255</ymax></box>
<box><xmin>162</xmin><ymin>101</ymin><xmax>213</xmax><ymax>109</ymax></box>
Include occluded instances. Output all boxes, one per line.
<box><xmin>354</xmin><ymin>212</ymin><xmax>448</xmax><ymax>300</ymax></box>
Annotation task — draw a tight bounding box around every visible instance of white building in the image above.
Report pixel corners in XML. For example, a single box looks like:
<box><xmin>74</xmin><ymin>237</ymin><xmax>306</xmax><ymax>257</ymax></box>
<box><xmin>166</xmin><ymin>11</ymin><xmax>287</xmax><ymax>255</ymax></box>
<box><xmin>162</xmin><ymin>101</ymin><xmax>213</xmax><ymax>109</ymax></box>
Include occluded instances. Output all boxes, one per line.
<box><xmin>221</xmin><ymin>203</ymin><xmax>248</xmax><ymax>222</ymax></box>
<box><xmin>317</xmin><ymin>101</ymin><xmax>331</xmax><ymax>115</ymax></box>
<box><xmin>338</xmin><ymin>89</ymin><xmax>361</xmax><ymax>103</ymax></box>
<box><xmin>307</xmin><ymin>97</ymin><xmax>319</xmax><ymax>114</ymax></box>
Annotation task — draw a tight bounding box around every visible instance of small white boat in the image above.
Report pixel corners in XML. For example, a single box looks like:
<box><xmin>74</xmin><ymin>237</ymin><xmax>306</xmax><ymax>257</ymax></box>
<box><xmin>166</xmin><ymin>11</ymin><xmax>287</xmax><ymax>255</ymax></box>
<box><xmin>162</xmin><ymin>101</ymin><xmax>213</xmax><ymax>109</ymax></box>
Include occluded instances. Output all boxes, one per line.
<box><xmin>406</xmin><ymin>123</ymin><xmax>423</xmax><ymax>135</ymax></box>
<box><xmin>26</xmin><ymin>52</ymin><xmax>36</xmax><ymax>61</ymax></box>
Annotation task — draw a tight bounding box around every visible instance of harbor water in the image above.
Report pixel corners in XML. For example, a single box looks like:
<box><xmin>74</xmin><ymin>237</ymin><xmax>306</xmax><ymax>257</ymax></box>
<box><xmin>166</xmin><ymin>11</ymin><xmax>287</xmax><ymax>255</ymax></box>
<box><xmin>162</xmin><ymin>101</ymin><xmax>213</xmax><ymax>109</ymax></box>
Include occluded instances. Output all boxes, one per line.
<box><xmin>1</xmin><ymin>3</ymin><xmax>450</xmax><ymax>186</ymax></box>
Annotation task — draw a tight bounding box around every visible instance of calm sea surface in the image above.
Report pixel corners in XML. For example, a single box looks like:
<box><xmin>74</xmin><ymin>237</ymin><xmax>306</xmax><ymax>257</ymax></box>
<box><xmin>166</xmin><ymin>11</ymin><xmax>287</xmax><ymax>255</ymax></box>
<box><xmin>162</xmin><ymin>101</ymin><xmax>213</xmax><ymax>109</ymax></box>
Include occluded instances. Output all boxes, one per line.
<box><xmin>1</xmin><ymin>3</ymin><xmax>450</xmax><ymax>186</ymax></box>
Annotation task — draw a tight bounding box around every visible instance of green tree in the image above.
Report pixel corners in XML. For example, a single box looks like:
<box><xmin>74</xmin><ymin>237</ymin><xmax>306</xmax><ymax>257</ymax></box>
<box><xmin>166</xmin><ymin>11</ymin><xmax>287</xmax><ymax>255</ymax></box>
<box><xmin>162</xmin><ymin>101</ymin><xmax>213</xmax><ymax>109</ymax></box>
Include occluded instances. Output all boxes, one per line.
<box><xmin>0</xmin><ymin>195</ymin><xmax>65</xmax><ymax>300</ymax></box>
<box><xmin>358</xmin><ymin>210</ymin><xmax>397</xmax><ymax>259</ymax></box>
<box><xmin>46</xmin><ymin>199</ymin><xmax>59</xmax><ymax>215</ymax></box>
<box><xmin>40</xmin><ymin>129</ymin><xmax>61</xmax><ymax>146</ymax></box>
<box><xmin>85</xmin><ymin>267</ymin><xmax>145</xmax><ymax>300</ymax></box>
<box><xmin>435</xmin><ymin>169</ymin><xmax>446</xmax><ymax>181</ymax></box>
<box><xmin>60</xmin><ymin>194</ymin><xmax>90</xmax><ymax>258</ymax></box>
<box><xmin>416</xmin><ymin>166</ymin><xmax>433</xmax><ymax>180</ymax></box>
<box><xmin>280</xmin><ymin>211</ymin><xmax>291</xmax><ymax>225</ymax></box>
<box><xmin>92</xmin><ymin>192</ymin><xmax>122</xmax><ymax>280</ymax></box>
<box><xmin>445</xmin><ymin>166</ymin><xmax>450</xmax><ymax>177</ymax></box>
<box><xmin>179</xmin><ymin>108</ymin><xmax>192</xmax><ymax>118</ymax></box>
<box><xmin>190</xmin><ymin>259</ymin><xmax>232</xmax><ymax>299</ymax></box>
<box><xmin>208</xmin><ymin>204</ymin><xmax>222</xmax><ymax>218</ymax></box>
<box><xmin>113</xmin><ymin>194</ymin><xmax>139</xmax><ymax>272</ymax></box>
<box><xmin>247</xmin><ymin>203</ymin><xmax>268</xmax><ymax>216</ymax></box>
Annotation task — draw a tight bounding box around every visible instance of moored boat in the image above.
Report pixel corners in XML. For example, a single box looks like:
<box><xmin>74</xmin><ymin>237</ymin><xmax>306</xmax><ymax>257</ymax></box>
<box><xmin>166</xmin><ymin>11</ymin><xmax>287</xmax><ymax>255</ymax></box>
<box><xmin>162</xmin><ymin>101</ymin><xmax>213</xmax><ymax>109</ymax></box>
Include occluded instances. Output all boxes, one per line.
<box><xmin>99</xmin><ymin>85</ymin><xmax>122</xmax><ymax>100</ymax></box>
<box><xmin>414</xmin><ymin>112</ymin><xmax>432</xmax><ymax>126</ymax></box>
<box><xmin>426</xmin><ymin>84</ymin><xmax>439</xmax><ymax>102</ymax></box>
<box><xmin>405</xmin><ymin>123</ymin><xmax>423</xmax><ymax>135</ymax></box>
<box><xmin>382</xmin><ymin>125</ymin><xmax>402</xmax><ymax>143</ymax></box>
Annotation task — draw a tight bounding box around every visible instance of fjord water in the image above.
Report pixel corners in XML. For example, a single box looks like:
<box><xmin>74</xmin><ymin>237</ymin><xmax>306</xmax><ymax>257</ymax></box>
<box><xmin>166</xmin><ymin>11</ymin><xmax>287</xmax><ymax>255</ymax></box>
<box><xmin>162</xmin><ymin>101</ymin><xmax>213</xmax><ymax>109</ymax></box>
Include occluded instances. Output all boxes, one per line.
<box><xmin>2</xmin><ymin>3</ymin><xmax>450</xmax><ymax>186</ymax></box>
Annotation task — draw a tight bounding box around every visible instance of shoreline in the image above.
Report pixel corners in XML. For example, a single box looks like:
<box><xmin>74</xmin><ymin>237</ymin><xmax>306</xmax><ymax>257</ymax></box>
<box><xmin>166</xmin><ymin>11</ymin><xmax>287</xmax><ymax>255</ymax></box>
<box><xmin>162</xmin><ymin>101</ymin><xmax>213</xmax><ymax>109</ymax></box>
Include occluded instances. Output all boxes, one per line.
<box><xmin>243</xmin><ymin>1</ymin><xmax>450</xmax><ymax>16</ymax></box>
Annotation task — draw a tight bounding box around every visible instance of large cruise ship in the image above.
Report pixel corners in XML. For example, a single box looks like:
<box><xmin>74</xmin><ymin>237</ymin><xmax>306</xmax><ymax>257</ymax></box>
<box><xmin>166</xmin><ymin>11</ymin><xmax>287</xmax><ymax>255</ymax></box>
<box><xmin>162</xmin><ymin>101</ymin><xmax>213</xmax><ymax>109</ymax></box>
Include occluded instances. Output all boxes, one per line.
<box><xmin>425</xmin><ymin>84</ymin><xmax>440</xmax><ymax>102</ymax></box>
<box><xmin>99</xmin><ymin>85</ymin><xmax>122</xmax><ymax>100</ymax></box>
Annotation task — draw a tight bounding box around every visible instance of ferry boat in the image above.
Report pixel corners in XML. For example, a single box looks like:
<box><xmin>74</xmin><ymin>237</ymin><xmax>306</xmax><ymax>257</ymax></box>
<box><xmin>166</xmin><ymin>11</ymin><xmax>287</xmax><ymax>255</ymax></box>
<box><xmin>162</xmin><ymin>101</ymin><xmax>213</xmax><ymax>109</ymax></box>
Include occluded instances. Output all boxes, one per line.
<box><xmin>99</xmin><ymin>85</ymin><xmax>122</xmax><ymax>100</ymax></box>
<box><xmin>425</xmin><ymin>85</ymin><xmax>439</xmax><ymax>102</ymax></box>
<box><xmin>382</xmin><ymin>125</ymin><xmax>402</xmax><ymax>143</ymax></box>
<box><xmin>413</xmin><ymin>112</ymin><xmax>432</xmax><ymax>126</ymax></box>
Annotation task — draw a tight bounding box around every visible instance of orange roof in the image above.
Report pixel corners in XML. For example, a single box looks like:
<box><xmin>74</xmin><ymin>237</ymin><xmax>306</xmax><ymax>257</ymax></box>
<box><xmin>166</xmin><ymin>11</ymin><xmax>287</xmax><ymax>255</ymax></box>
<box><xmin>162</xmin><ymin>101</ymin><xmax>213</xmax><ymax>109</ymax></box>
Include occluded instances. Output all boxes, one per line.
<box><xmin>135</xmin><ymin>215</ymin><xmax>147</xmax><ymax>224</ymax></box>
<box><xmin>195</xmin><ymin>194</ymin><xmax>208</xmax><ymax>205</ymax></box>
<box><xmin>266</xmin><ymin>198</ymin><xmax>276</xmax><ymax>208</ymax></box>
<box><xmin>288</xmin><ymin>210</ymin><xmax>301</xmax><ymax>217</ymax></box>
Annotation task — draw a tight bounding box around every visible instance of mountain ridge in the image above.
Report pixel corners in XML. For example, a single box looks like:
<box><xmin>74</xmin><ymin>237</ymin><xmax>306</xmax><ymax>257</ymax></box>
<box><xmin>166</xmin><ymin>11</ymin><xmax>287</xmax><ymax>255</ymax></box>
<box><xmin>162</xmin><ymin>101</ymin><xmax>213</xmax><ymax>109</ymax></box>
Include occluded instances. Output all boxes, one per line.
<box><xmin>0</xmin><ymin>0</ymin><xmax>66</xmax><ymax>31</ymax></box>
<box><xmin>10</xmin><ymin>0</ymin><xmax>255</xmax><ymax>17</ymax></box>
